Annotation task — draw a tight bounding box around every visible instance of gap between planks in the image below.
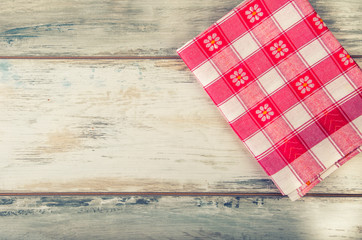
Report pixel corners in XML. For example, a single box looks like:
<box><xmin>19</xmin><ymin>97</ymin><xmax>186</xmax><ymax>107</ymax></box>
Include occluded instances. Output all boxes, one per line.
<box><xmin>0</xmin><ymin>55</ymin><xmax>361</xmax><ymax>60</ymax></box>
<box><xmin>0</xmin><ymin>56</ymin><xmax>180</xmax><ymax>60</ymax></box>
<box><xmin>0</xmin><ymin>192</ymin><xmax>361</xmax><ymax>198</ymax></box>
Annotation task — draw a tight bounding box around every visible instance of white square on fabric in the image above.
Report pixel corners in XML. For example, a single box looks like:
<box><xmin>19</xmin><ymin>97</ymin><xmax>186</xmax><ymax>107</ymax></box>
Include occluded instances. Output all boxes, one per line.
<box><xmin>311</xmin><ymin>138</ymin><xmax>342</xmax><ymax>167</ymax></box>
<box><xmin>245</xmin><ymin>131</ymin><xmax>272</xmax><ymax>156</ymax></box>
<box><xmin>320</xmin><ymin>164</ymin><xmax>338</xmax><ymax>180</ymax></box>
<box><xmin>258</xmin><ymin>68</ymin><xmax>285</xmax><ymax>94</ymax></box>
<box><xmin>218</xmin><ymin>96</ymin><xmax>245</xmax><ymax>122</ymax></box>
<box><xmin>192</xmin><ymin>61</ymin><xmax>220</xmax><ymax>87</ymax></box>
<box><xmin>325</xmin><ymin>75</ymin><xmax>355</xmax><ymax>102</ymax></box>
<box><xmin>232</xmin><ymin>33</ymin><xmax>259</xmax><ymax>59</ymax></box>
<box><xmin>273</xmin><ymin>3</ymin><xmax>302</xmax><ymax>31</ymax></box>
<box><xmin>271</xmin><ymin>166</ymin><xmax>302</xmax><ymax>195</ymax></box>
<box><xmin>284</xmin><ymin>103</ymin><xmax>312</xmax><ymax>129</ymax></box>
<box><xmin>352</xmin><ymin>115</ymin><xmax>362</xmax><ymax>133</ymax></box>
<box><xmin>299</xmin><ymin>39</ymin><xmax>328</xmax><ymax>66</ymax></box>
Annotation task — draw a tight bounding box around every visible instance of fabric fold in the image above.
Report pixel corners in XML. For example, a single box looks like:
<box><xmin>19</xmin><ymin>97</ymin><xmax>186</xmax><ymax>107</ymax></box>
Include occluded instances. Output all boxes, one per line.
<box><xmin>177</xmin><ymin>0</ymin><xmax>362</xmax><ymax>200</ymax></box>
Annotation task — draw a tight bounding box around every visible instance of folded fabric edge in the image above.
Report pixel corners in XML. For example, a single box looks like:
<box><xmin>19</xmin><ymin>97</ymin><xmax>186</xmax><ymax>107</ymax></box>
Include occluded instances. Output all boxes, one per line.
<box><xmin>176</xmin><ymin>0</ymin><xmax>252</xmax><ymax>54</ymax></box>
<box><xmin>176</xmin><ymin>0</ymin><xmax>362</xmax><ymax>201</ymax></box>
<box><xmin>176</xmin><ymin>37</ymin><xmax>361</xmax><ymax>202</ymax></box>
<box><xmin>177</xmin><ymin>40</ymin><xmax>361</xmax><ymax>200</ymax></box>
<box><xmin>287</xmin><ymin>145</ymin><xmax>361</xmax><ymax>201</ymax></box>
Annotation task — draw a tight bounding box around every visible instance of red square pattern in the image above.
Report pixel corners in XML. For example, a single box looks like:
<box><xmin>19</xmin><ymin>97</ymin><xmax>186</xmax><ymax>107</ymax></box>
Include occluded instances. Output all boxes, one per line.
<box><xmin>237</xmin><ymin>81</ymin><xmax>266</xmax><ymax>108</ymax></box>
<box><xmin>347</xmin><ymin>66</ymin><xmax>362</xmax><ymax>87</ymax></box>
<box><xmin>277</xmin><ymin>135</ymin><xmax>308</xmax><ymax>164</ymax></box>
<box><xmin>290</xmin><ymin>70</ymin><xmax>321</xmax><ymax>100</ymax></box>
<box><xmin>340</xmin><ymin>94</ymin><xmax>362</xmax><ymax>121</ymax></box>
<box><xmin>236</xmin><ymin>0</ymin><xmax>269</xmax><ymax>29</ymax></box>
<box><xmin>311</xmin><ymin>56</ymin><xmax>342</xmax><ymax>85</ymax></box>
<box><xmin>258</xmin><ymin>150</ymin><xmax>287</xmax><ymax>176</ymax></box>
<box><xmin>211</xmin><ymin>46</ymin><xmax>240</xmax><ymax>74</ymax></box>
<box><xmin>320</xmin><ymin>31</ymin><xmax>341</xmax><ymax>53</ymax></box>
<box><xmin>178</xmin><ymin>41</ymin><xmax>207</xmax><ymax>70</ymax></box>
<box><xmin>205</xmin><ymin>78</ymin><xmax>233</xmax><ymax>105</ymax></box>
<box><xmin>197</xmin><ymin>26</ymin><xmax>228</xmax><ymax>58</ymax></box>
<box><xmin>306</xmin><ymin>12</ymin><xmax>328</xmax><ymax>36</ymax></box>
<box><xmin>277</xmin><ymin>53</ymin><xmax>307</xmax><ymax>81</ymax></box>
<box><xmin>231</xmin><ymin>113</ymin><xmax>259</xmax><ymax>141</ymax></box>
<box><xmin>252</xmin><ymin>17</ymin><xmax>281</xmax><ymax>45</ymax></box>
<box><xmin>286</xmin><ymin>20</ymin><xmax>316</xmax><ymax>50</ymax></box>
<box><xmin>264</xmin><ymin>34</ymin><xmax>295</xmax><ymax>65</ymax></box>
<box><xmin>332</xmin><ymin>48</ymin><xmax>357</xmax><ymax>72</ymax></box>
<box><xmin>298</xmin><ymin>122</ymin><xmax>326</xmax><ymax>149</ymax></box>
<box><xmin>263</xmin><ymin>0</ymin><xmax>289</xmax><ymax>13</ymax></box>
<box><xmin>244</xmin><ymin>49</ymin><xmax>273</xmax><ymax>78</ymax></box>
<box><xmin>294</xmin><ymin>0</ymin><xmax>314</xmax><ymax>16</ymax></box>
<box><xmin>318</xmin><ymin>107</ymin><xmax>349</xmax><ymax>135</ymax></box>
<box><xmin>303</xmin><ymin>88</ymin><xmax>334</xmax><ymax>116</ymax></box>
<box><xmin>330</xmin><ymin>124</ymin><xmax>362</xmax><ymax>155</ymax></box>
<box><xmin>224</xmin><ymin>62</ymin><xmax>255</xmax><ymax>92</ymax></box>
<box><xmin>290</xmin><ymin>151</ymin><xmax>324</xmax><ymax>182</ymax></box>
<box><xmin>219</xmin><ymin>12</ymin><xmax>248</xmax><ymax>43</ymax></box>
<box><xmin>264</xmin><ymin>117</ymin><xmax>293</xmax><ymax>144</ymax></box>
<box><xmin>270</xmin><ymin>85</ymin><xmax>299</xmax><ymax>112</ymax></box>
<box><xmin>250</xmin><ymin>98</ymin><xmax>280</xmax><ymax>128</ymax></box>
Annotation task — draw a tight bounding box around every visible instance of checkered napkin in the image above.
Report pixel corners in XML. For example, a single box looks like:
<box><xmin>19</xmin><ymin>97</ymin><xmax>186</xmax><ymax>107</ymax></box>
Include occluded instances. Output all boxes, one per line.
<box><xmin>177</xmin><ymin>0</ymin><xmax>362</xmax><ymax>200</ymax></box>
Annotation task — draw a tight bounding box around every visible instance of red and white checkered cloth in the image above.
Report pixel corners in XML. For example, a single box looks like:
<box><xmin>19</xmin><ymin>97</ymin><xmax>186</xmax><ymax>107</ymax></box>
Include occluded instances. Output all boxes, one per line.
<box><xmin>177</xmin><ymin>0</ymin><xmax>362</xmax><ymax>200</ymax></box>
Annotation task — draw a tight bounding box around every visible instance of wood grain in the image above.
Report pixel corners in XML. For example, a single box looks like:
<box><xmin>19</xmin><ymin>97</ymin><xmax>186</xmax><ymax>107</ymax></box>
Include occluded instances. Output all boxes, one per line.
<box><xmin>0</xmin><ymin>0</ymin><xmax>360</xmax><ymax>57</ymax></box>
<box><xmin>0</xmin><ymin>196</ymin><xmax>361</xmax><ymax>239</ymax></box>
<box><xmin>0</xmin><ymin>59</ymin><xmax>361</xmax><ymax>193</ymax></box>
<box><xmin>0</xmin><ymin>0</ymin><xmax>360</xmax><ymax>238</ymax></box>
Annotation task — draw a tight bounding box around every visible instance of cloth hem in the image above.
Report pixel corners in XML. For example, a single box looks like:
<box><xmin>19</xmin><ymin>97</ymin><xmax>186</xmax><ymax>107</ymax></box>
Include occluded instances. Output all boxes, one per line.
<box><xmin>287</xmin><ymin>145</ymin><xmax>361</xmax><ymax>201</ymax></box>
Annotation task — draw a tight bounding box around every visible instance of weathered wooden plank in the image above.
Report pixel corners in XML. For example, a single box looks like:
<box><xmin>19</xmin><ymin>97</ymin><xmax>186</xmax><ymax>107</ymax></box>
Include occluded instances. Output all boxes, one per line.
<box><xmin>0</xmin><ymin>196</ymin><xmax>361</xmax><ymax>239</ymax></box>
<box><xmin>0</xmin><ymin>59</ymin><xmax>361</xmax><ymax>193</ymax></box>
<box><xmin>0</xmin><ymin>0</ymin><xmax>360</xmax><ymax>57</ymax></box>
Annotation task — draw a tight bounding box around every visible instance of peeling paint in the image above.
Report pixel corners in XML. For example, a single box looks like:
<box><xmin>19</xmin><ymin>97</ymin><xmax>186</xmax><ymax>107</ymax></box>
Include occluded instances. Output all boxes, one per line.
<box><xmin>0</xmin><ymin>23</ymin><xmax>75</xmax><ymax>44</ymax></box>
<box><xmin>41</xmin><ymin>129</ymin><xmax>81</xmax><ymax>154</ymax></box>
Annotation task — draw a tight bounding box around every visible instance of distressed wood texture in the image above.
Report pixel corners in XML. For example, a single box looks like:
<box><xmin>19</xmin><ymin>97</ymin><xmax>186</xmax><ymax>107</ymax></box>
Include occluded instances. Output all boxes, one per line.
<box><xmin>0</xmin><ymin>59</ymin><xmax>361</xmax><ymax>193</ymax></box>
<box><xmin>0</xmin><ymin>196</ymin><xmax>361</xmax><ymax>239</ymax></box>
<box><xmin>0</xmin><ymin>0</ymin><xmax>361</xmax><ymax>57</ymax></box>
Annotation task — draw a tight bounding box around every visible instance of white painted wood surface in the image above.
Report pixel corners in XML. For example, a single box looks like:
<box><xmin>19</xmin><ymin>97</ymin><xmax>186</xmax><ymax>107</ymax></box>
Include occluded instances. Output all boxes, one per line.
<box><xmin>0</xmin><ymin>196</ymin><xmax>361</xmax><ymax>239</ymax></box>
<box><xmin>0</xmin><ymin>0</ymin><xmax>360</xmax><ymax>56</ymax></box>
<box><xmin>0</xmin><ymin>59</ymin><xmax>361</xmax><ymax>193</ymax></box>
<box><xmin>0</xmin><ymin>0</ymin><xmax>361</xmax><ymax>238</ymax></box>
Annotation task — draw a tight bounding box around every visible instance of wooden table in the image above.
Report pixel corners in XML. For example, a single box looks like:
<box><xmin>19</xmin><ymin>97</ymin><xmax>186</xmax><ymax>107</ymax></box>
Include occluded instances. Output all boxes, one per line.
<box><xmin>0</xmin><ymin>0</ymin><xmax>361</xmax><ymax>239</ymax></box>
